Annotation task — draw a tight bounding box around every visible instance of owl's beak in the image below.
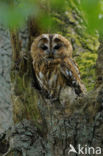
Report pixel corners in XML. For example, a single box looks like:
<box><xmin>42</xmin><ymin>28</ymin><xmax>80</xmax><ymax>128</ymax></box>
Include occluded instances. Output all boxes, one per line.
<box><xmin>48</xmin><ymin>51</ymin><xmax>55</xmax><ymax>58</ymax></box>
<box><xmin>50</xmin><ymin>49</ymin><xmax>55</xmax><ymax>55</ymax></box>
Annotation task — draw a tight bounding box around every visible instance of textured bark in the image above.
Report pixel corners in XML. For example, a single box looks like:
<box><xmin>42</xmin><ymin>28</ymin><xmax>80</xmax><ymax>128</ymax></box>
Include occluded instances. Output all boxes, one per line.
<box><xmin>0</xmin><ymin>26</ymin><xmax>13</xmax><ymax>134</ymax></box>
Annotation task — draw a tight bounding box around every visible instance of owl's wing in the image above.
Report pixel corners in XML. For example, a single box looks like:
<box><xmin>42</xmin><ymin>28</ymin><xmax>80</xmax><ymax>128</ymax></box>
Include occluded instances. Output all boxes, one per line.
<box><xmin>60</xmin><ymin>58</ymin><xmax>85</xmax><ymax>95</ymax></box>
<box><xmin>70</xmin><ymin>59</ymin><xmax>80</xmax><ymax>78</ymax></box>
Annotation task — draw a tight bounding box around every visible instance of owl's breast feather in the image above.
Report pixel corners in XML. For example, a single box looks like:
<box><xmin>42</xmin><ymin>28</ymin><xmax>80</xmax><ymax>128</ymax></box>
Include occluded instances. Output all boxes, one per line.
<box><xmin>33</xmin><ymin>58</ymin><xmax>85</xmax><ymax>99</ymax></box>
<box><xmin>34</xmin><ymin>60</ymin><xmax>64</xmax><ymax>97</ymax></box>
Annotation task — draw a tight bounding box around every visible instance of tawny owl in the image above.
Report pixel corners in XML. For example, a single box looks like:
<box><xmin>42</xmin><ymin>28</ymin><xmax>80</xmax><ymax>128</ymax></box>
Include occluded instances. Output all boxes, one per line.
<box><xmin>31</xmin><ymin>34</ymin><xmax>85</xmax><ymax>103</ymax></box>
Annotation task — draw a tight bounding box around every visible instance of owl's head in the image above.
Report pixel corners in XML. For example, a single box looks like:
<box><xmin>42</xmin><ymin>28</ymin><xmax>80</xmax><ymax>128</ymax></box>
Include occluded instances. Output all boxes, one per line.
<box><xmin>31</xmin><ymin>34</ymin><xmax>72</xmax><ymax>61</ymax></box>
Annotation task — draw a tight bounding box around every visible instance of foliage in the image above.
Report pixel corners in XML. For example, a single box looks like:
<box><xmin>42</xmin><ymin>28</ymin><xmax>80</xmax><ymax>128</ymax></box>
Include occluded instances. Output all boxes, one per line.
<box><xmin>76</xmin><ymin>52</ymin><xmax>98</xmax><ymax>91</ymax></box>
<box><xmin>0</xmin><ymin>1</ymin><xmax>31</xmax><ymax>28</ymax></box>
<box><xmin>0</xmin><ymin>0</ymin><xmax>65</xmax><ymax>29</ymax></box>
<box><xmin>79</xmin><ymin>0</ymin><xmax>103</xmax><ymax>35</ymax></box>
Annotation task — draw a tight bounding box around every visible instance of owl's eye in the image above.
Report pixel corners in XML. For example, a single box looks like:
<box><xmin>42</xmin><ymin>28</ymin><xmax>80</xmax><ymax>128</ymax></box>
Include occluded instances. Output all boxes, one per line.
<box><xmin>54</xmin><ymin>44</ymin><xmax>62</xmax><ymax>50</ymax></box>
<box><xmin>40</xmin><ymin>45</ymin><xmax>48</xmax><ymax>50</ymax></box>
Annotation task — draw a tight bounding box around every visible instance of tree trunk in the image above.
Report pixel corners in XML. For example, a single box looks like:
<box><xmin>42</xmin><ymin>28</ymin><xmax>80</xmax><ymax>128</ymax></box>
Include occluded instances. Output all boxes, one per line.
<box><xmin>1</xmin><ymin>1</ymin><xmax>103</xmax><ymax>156</ymax></box>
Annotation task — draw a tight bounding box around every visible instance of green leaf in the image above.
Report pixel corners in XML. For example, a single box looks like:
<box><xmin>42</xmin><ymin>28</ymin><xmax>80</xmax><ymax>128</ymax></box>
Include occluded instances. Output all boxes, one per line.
<box><xmin>79</xmin><ymin>0</ymin><xmax>103</xmax><ymax>34</ymax></box>
<box><xmin>0</xmin><ymin>1</ymin><xmax>39</xmax><ymax>28</ymax></box>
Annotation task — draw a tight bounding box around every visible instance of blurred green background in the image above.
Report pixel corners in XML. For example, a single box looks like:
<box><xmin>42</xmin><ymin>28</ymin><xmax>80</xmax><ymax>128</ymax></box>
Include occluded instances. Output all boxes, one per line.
<box><xmin>0</xmin><ymin>0</ymin><xmax>103</xmax><ymax>33</ymax></box>
<box><xmin>0</xmin><ymin>0</ymin><xmax>102</xmax><ymax>91</ymax></box>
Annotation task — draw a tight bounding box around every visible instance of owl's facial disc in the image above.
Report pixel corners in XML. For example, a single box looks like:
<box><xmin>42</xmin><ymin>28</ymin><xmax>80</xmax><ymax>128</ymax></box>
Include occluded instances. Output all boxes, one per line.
<box><xmin>38</xmin><ymin>35</ymin><xmax>65</xmax><ymax>60</ymax></box>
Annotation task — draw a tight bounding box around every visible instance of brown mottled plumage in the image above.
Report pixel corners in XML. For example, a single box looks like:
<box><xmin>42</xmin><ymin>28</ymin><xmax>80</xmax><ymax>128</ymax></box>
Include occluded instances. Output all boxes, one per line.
<box><xmin>31</xmin><ymin>34</ymin><xmax>85</xmax><ymax>101</ymax></box>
